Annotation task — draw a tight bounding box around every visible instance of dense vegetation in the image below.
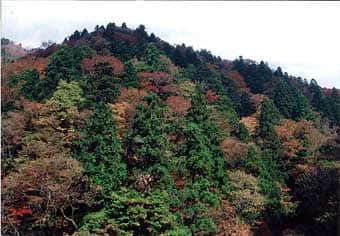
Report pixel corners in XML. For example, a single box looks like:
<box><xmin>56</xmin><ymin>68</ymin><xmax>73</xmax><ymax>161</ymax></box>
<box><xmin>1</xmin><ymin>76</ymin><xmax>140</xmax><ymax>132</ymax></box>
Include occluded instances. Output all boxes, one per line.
<box><xmin>1</xmin><ymin>22</ymin><xmax>339</xmax><ymax>236</ymax></box>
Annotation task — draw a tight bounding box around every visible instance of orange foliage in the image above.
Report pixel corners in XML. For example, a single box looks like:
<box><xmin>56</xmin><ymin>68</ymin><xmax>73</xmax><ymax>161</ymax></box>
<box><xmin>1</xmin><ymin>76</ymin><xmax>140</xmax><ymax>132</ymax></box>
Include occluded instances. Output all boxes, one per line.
<box><xmin>81</xmin><ymin>55</ymin><xmax>124</xmax><ymax>76</ymax></box>
<box><xmin>211</xmin><ymin>200</ymin><xmax>252</xmax><ymax>236</ymax></box>
<box><xmin>1</xmin><ymin>55</ymin><xmax>48</xmax><ymax>79</ymax></box>
<box><xmin>109</xmin><ymin>102</ymin><xmax>135</xmax><ymax>140</ymax></box>
<box><xmin>227</xmin><ymin>71</ymin><xmax>249</xmax><ymax>92</ymax></box>
<box><xmin>165</xmin><ymin>96</ymin><xmax>191</xmax><ymax>116</ymax></box>
<box><xmin>112</xmin><ymin>88</ymin><xmax>149</xmax><ymax>139</ymax></box>
<box><xmin>220</xmin><ymin>138</ymin><xmax>248</xmax><ymax>167</ymax></box>
<box><xmin>239</xmin><ymin>94</ymin><xmax>266</xmax><ymax>135</ymax></box>
<box><xmin>274</xmin><ymin>119</ymin><xmax>327</xmax><ymax>160</ymax></box>
<box><xmin>274</xmin><ymin>119</ymin><xmax>302</xmax><ymax>158</ymax></box>
<box><xmin>117</xmin><ymin>88</ymin><xmax>148</xmax><ymax>106</ymax></box>
<box><xmin>240</xmin><ymin>116</ymin><xmax>258</xmax><ymax>135</ymax></box>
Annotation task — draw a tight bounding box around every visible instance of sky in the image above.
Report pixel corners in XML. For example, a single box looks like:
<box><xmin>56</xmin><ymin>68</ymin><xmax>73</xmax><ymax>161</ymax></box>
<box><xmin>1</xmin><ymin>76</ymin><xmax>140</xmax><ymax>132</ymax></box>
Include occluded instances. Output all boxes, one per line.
<box><xmin>2</xmin><ymin>1</ymin><xmax>340</xmax><ymax>88</ymax></box>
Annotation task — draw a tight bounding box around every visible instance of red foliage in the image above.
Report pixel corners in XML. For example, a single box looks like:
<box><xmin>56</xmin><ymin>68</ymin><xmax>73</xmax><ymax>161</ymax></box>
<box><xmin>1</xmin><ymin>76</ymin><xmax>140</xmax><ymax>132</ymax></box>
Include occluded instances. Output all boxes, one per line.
<box><xmin>321</xmin><ymin>87</ymin><xmax>340</xmax><ymax>96</ymax></box>
<box><xmin>65</xmin><ymin>38</ymin><xmax>88</xmax><ymax>47</ymax></box>
<box><xmin>204</xmin><ymin>90</ymin><xmax>219</xmax><ymax>103</ymax></box>
<box><xmin>2</xmin><ymin>55</ymin><xmax>48</xmax><ymax>79</ymax></box>
<box><xmin>137</xmin><ymin>72</ymin><xmax>173</xmax><ymax>85</ymax></box>
<box><xmin>81</xmin><ymin>55</ymin><xmax>124</xmax><ymax>76</ymax></box>
<box><xmin>2</xmin><ymin>156</ymin><xmax>97</xmax><ymax>230</ymax></box>
<box><xmin>166</xmin><ymin>95</ymin><xmax>191</xmax><ymax>116</ymax></box>
<box><xmin>114</xmin><ymin>32</ymin><xmax>138</xmax><ymax>44</ymax></box>
<box><xmin>32</xmin><ymin>43</ymin><xmax>59</xmax><ymax>58</ymax></box>
<box><xmin>7</xmin><ymin>207</ymin><xmax>33</xmax><ymax>225</ymax></box>
<box><xmin>160</xmin><ymin>84</ymin><xmax>179</xmax><ymax>96</ymax></box>
<box><xmin>171</xmin><ymin>174</ymin><xmax>187</xmax><ymax>190</ymax></box>
<box><xmin>137</xmin><ymin>72</ymin><xmax>176</xmax><ymax>95</ymax></box>
<box><xmin>227</xmin><ymin>71</ymin><xmax>249</xmax><ymax>92</ymax></box>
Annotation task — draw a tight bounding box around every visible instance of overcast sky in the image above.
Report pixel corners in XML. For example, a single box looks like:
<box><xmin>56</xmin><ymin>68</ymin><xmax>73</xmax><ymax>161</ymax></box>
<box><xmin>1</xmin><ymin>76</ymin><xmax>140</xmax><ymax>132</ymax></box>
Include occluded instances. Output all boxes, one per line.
<box><xmin>2</xmin><ymin>1</ymin><xmax>340</xmax><ymax>88</ymax></box>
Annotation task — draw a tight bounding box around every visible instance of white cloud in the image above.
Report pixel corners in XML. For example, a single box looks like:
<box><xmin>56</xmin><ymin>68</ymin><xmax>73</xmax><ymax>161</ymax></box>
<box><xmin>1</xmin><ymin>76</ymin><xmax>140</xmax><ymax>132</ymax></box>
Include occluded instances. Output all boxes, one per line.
<box><xmin>2</xmin><ymin>1</ymin><xmax>340</xmax><ymax>88</ymax></box>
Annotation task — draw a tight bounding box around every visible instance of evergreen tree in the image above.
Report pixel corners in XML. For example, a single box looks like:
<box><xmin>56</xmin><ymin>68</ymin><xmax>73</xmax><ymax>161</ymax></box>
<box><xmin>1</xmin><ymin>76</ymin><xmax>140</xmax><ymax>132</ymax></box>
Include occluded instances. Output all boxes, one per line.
<box><xmin>321</xmin><ymin>88</ymin><xmax>340</xmax><ymax>126</ymax></box>
<box><xmin>183</xmin><ymin>89</ymin><xmax>225</xmax><ymax>183</ymax></box>
<box><xmin>82</xmin><ymin>62</ymin><xmax>120</xmax><ymax>104</ymax></box>
<box><xmin>122</xmin><ymin>60</ymin><xmax>137</xmax><ymax>87</ymax></box>
<box><xmin>258</xmin><ymin>99</ymin><xmax>280</xmax><ymax>138</ymax></box>
<box><xmin>72</xmin><ymin>102</ymin><xmax>127</xmax><ymax>192</ymax></box>
<box><xmin>126</xmin><ymin>93</ymin><xmax>169</xmax><ymax>167</ymax></box>
<box><xmin>142</xmin><ymin>43</ymin><xmax>167</xmax><ymax>72</ymax></box>
<box><xmin>235</xmin><ymin>123</ymin><xmax>250</xmax><ymax>142</ymax></box>
<box><xmin>309</xmin><ymin>79</ymin><xmax>323</xmax><ymax>110</ymax></box>
<box><xmin>272</xmin><ymin>80</ymin><xmax>295</xmax><ymax>118</ymax></box>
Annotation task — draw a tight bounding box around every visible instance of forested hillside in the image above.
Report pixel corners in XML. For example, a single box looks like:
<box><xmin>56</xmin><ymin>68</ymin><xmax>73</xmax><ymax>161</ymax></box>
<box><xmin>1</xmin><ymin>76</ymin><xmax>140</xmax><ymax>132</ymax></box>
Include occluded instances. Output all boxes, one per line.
<box><xmin>1</xmin><ymin>22</ymin><xmax>339</xmax><ymax>236</ymax></box>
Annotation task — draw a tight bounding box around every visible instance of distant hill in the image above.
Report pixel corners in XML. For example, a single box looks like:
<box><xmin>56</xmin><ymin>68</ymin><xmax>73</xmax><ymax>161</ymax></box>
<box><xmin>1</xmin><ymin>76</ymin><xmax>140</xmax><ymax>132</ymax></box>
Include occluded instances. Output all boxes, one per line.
<box><xmin>1</xmin><ymin>38</ymin><xmax>27</xmax><ymax>63</ymax></box>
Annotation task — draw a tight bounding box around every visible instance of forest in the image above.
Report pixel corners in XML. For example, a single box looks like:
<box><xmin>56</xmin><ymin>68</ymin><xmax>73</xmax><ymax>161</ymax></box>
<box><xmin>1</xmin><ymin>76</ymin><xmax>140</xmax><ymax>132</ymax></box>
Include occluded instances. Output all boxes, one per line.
<box><xmin>1</xmin><ymin>22</ymin><xmax>339</xmax><ymax>236</ymax></box>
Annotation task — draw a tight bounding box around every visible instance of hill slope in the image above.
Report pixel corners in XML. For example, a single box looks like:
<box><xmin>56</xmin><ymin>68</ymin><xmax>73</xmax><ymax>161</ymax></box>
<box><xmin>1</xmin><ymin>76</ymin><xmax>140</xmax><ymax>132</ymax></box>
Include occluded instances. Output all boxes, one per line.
<box><xmin>1</xmin><ymin>22</ymin><xmax>339</xmax><ymax>236</ymax></box>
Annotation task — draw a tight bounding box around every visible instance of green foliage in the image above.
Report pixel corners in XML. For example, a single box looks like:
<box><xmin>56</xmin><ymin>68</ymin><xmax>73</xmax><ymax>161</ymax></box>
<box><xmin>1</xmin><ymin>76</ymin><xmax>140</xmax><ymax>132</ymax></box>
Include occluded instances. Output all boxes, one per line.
<box><xmin>244</xmin><ymin>146</ymin><xmax>261</xmax><ymax>173</ymax></box>
<box><xmin>81</xmin><ymin>62</ymin><xmax>121</xmax><ymax>104</ymax></box>
<box><xmin>183</xmin><ymin>89</ymin><xmax>225</xmax><ymax>183</ymax></box>
<box><xmin>215</xmin><ymin>95</ymin><xmax>239</xmax><ymax>130</ymax></box>
<box><xmin>127</xmin><ymin>93</ymin><xmax>170</xmax><ymax>167</ymax></box>
<box><xmin>72</xmin><ymin>102</ymin><xmax>127</xmax><ymax>193</ymax></box>
<box><xmin>9</xmin><ymin>69</ymin><xmax>40</xmax><ymax>101</ymax></box>
<box><xmin>38</xmin><ymin>44</ymin><xmax>92</xmax><ymax>99</ymax></box>
<box><xmin>143</xmin><ymin>43</ymin><xmax>166</xmax><ymax>71</ymax></box>
<box><xmin>3</xmin><ymin>22</ymin><xmax>339</xmax><ymax>236</ymax></box>
<box><xmin>233</xmin><ymin>58</ymin><xmax>272</xmax><ymax>94</ymax></box>
<box><xmin>48</xmin><ymin>80</ymin><xmax>85</xmax><ymax>121</ymax></box>
<box><xmin>321</xmin><ymin>88</ymin><xmax>340</xmax><ymax>126</ymax></box>
<box><xmin>121</xmin><ymin>60</ymin><xmax>138</xmax><ymax>87</ymax></box>
<box><xmin>272</xmin><ymin>79</ymin><xmax>313</xmax><ymax>120</ymax></box>
<box><xmin>80</xmin><ymin>189</ymin><xmax>179</xmax><ymax>235</ymax></box>
<box><xmin>169</xmin><ymin>179</ymin><xmax>219</xmax><ymax>235</ymax></box>
<box><xmin>244</xmin><ymin>146</ymin><xmax>293</xmax><ymax>222</ymax></box>
<box><xmin>235</xmin><ymin>123</ymin><xmax>250</xmax><ymax>142</ymax></box>
<box><xmin>258</xmin><ymin>99</ymin><xmax>280</xmax><ymax>138</ymax></box>
<box><xmin>309</xmin><ymin>79</ymin><xmax>323</xmax><ymax>110</ymax></box>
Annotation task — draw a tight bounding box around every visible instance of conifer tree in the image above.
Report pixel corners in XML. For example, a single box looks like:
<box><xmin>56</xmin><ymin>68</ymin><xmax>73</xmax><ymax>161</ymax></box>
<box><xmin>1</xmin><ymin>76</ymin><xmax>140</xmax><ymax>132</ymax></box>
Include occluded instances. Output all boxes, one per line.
<box><xmin>72</xmin><ymin>102</ymin><xmax>127</xmax><ymax>192</ymax></box>
<box><xmin>126</xmin><ymin>93</ymin><xmax>169</xmax><ymax>167</ymax></box>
